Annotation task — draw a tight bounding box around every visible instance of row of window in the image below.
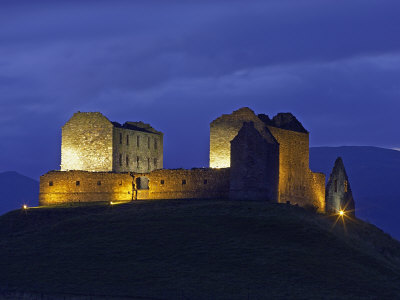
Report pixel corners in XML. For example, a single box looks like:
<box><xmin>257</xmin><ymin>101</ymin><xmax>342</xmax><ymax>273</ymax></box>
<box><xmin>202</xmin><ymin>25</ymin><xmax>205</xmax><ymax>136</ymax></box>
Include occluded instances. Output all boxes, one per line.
<box><xmin>160</xmin><ymin>179</ymin><xmax>208</xmax><ymax>185</ymax></box>
<box><xmin>119</xmin><ymin>133</ymin><xmax>158</xmax><ymax>150</ymax></box>
<box><xmin>119</xmin><ymin>154</ymin><xmax>158</xmax><ymax>170</ymax></box>
<box><xmin>48</xmin><ymin>179</ymin><xmax>209</xmax><ymax>187</ymax></box>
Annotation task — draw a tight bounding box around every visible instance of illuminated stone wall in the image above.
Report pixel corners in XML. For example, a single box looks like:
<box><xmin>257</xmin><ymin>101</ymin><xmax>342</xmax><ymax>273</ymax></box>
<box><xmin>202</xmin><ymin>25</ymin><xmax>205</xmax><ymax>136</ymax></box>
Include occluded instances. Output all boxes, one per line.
<box><xmin>61</xmin><ymin>112</ymin><xmax>114</xmax><ymax>172</ymax></box>
<box><xmin>39</xmin><ymin>171</ymin><xmax>133</xmax><ymax>205</ymax></box>
<box><xmin>39</xmin><ymin>168</ymin><xmax>230</xmax><ymax>205</ymax></box>
<box><xmin>136</xmin><ymin>168</ymin><xmax>230</xmax><ymax>200</ymax></box>
<box><xmin>60</xmin><ymin>112</ymin><xmax>163</xmax><ymax>173</ymax></box>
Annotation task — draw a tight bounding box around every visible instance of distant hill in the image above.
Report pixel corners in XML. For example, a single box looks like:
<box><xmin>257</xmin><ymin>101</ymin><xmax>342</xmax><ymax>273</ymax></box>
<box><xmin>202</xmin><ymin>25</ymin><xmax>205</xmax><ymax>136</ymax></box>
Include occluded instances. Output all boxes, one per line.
<box><xmin>310</xmin><ymin>146</ymin><xmax>400</xmax><ymax>240</ymax></box>
<box><xmin>0</xmin><ymin>200</ymin><xmax>400</xmax><ymax>299</ymax></box>
<box><xmin>0</xmin><ymin>171</ymin><xmax>38</xmax><ymax>215</ymax></box>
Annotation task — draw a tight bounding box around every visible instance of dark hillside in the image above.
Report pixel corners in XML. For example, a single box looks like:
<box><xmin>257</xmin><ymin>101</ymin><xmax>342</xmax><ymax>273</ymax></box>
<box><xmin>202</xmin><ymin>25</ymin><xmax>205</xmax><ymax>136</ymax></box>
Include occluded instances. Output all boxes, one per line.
<box><xmin>310</xmin><ymin>146</ymin><xmax>400</xmax><ymax>239</ymax></box>
<box><xmin>0</xmin><ymin>171</ymin><xmax>38</xmax><ymax>215</ymax></box>
<box><xmin>0</xmin><ymin>200</ymin><xmax>400</xmax><ymax>299</ymax></box>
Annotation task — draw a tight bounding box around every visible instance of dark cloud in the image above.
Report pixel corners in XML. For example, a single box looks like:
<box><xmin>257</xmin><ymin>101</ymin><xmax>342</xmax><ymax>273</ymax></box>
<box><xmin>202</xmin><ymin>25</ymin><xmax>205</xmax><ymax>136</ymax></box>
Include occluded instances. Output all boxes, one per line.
<box><xmin>0</xmin><ymin>0</ymin><xmax>400</xmax><ymax>179</ymax></box>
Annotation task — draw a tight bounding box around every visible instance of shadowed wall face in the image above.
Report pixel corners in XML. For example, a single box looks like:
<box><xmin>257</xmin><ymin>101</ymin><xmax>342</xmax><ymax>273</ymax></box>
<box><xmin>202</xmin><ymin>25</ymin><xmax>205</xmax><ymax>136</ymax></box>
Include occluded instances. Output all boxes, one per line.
<box><xmin>61</xmin><ymin>112</ymin><xmax>114</xmax><ymax>172</ymax></box>
<box><xmin>326</xmin><ymin>157</ymin><xmax>355</xmax><ymax>216</ymax></box>
<box><xmin>229</xmin><ymin>122</ymin><xmax>279</xmax><ymax>201</ymax></box>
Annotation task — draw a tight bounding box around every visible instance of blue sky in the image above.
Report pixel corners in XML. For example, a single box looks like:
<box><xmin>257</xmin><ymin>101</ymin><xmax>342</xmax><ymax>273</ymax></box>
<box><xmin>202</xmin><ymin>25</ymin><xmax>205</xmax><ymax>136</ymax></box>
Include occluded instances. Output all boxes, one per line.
<box><xmin>1</xmin><ymin>0</ymin><xmax>400</xmax><ymax>179</ymax></box>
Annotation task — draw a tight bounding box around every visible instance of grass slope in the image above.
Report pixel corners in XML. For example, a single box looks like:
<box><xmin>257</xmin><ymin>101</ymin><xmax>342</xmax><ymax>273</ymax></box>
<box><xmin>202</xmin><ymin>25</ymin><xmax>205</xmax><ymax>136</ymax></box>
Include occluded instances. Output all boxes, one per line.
<box><xmin>0</xmin><ymin>200</ymin><xmax>400</xmax><ymax>299</ymax></box>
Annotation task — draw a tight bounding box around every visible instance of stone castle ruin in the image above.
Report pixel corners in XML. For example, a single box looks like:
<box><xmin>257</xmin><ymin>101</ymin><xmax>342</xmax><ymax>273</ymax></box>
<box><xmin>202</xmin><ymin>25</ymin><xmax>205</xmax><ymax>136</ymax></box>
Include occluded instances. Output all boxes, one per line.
<box><xmin>39</xmin><ymin>107</ymin><xmax>355</xmax><ymax>215</ymax></box>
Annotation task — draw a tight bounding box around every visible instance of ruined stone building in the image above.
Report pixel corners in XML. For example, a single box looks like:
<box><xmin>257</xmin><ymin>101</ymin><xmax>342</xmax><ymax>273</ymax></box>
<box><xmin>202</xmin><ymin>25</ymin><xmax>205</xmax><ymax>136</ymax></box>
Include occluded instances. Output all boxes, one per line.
<box><xmin>39</xmin><ymin>107</ymin><xmax>354</xmax><ymax>215</ymax></box>
<box><xmin>61</xmin><ymin>112</ymin><xmax>163</xmax><ymax>173</ymax></box>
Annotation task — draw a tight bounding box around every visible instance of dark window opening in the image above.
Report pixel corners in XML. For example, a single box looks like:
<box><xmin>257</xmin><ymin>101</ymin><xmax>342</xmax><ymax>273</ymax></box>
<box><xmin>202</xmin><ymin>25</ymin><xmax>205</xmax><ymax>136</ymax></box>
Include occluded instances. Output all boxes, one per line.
<box><xmin>154</xmin><ymin>139</ymin><xmax>158</xmax><ymax>150</ymax></box>
<box><xmin>76</xmin><ymin>181</ymin><xmax>80</xmax><ymax>186</ymax></box>
<box><xmin>119</xmin><ymin>154</ymin><xmax>122</xmax><ymax>166</ymax></box>
<box><xmin>119</xmin><ymin>133</ymin><xmax>122</xmax><ymax>144</ymax></box>
<box><xmin>136</xmin><ymin>156</ymin><xmax>140</xmax><ymax>169</ymax></box>
<box><xmin>161</xmin><ymin>180</ymin><xmax>165</xmax><ymax>185</ymax></box>
<box><xmin>49</xmin><ymin>181</ymin><xmax>53</xmax><ymax>186</ymax></box>
<box><xmin>126</xmin><ymin>155</ymin><xmax>129</xmax><ymax>167</ymax></box>
<box><xmin>204</xmin><ymin>179</ymin><xmax>208</xmax><ymax>185</ymax></box>
<box><xmin>97</xmin><ymin>181</ymin><xmax>101</xmax><ymax>186</ymax></box>
<box><xmin>182</xmin><ymin>179</ymin><xmax>186</xmax><ymax>185</ymax></box>
<box><xmin>154</xmin><ymin>158</ymin><xmax>158</xmax><ymax>168</ymax></box>
<box><xmin>344</xmin><ymin>180</ymin><xmax>348</xmax><ymax>193</ymax></box>
<box><xmin>334</xmin><ymin>180</ymin><xmax>338</xmax><ymax>193</ymax></box>
<box><xmin>126</xmin><ymin>135</ymin><xmax>129</xmax><ymax>145</ymax></box>
<box><xmin>148</xmin><ymin>137</ymin><xmax>150</xmax><ymax>149</ymax></box>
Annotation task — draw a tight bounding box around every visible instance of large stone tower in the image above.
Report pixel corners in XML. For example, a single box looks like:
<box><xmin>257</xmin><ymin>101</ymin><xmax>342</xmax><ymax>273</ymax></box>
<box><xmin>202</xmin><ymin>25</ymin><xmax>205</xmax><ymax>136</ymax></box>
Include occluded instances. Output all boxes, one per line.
<box><xmin>61</xmin><ymin>112</ymin><xmax>163</xmax><ymax>173</ymax></box>
<box><xmin>210</xmin><ymin>107</ymin><xmax>325</xmax><ymax>211</ymax></box>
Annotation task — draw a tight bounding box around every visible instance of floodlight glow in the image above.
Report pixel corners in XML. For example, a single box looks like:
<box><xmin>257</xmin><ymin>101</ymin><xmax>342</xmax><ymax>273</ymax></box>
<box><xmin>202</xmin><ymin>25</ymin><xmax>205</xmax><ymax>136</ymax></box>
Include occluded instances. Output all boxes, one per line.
<box><xmin>23</xmin><ymin>205</ymin><xmax>28</xmax><ymax>210</ymax></box>
<box><xmin>339</xmin><ymin>210</ymin><xmax>344</xmax><ymax>216</ymax></box>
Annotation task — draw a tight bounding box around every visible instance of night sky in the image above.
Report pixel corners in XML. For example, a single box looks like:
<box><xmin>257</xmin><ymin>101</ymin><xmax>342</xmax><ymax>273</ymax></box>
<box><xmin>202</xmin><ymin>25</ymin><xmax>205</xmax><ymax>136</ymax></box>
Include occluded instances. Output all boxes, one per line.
<box><xmin>1</xmin><ymin>0</ymin><xmax>400</xmax><ymax>180</ymax></box>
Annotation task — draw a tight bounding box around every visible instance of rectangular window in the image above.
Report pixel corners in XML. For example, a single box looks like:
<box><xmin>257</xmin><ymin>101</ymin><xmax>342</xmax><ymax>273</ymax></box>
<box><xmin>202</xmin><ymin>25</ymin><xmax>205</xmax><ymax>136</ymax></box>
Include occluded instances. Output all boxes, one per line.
<box><xmin>49</xmin><ymin>181</ymin><xmax>53</xmax><ymax>186</ymax></box>
<box><xmin>154</xmin><ymin>139</ymin><xmax>158</xmax><ymax>150</ymax></box>
<box><xmin>126</xmin><ymin>155</ymin><xmax>129</xmax><ymax>167</ymax></box>
<box><xmin>126</xmin><ymin>135</ymin><xmax>129</xmax><ymax>145</ymax></box>
<box><xmin>334</xmin><ymin>180</ymin><xmax>338</xmax><ymax>193</ymax></box>
<box><xmin>148</xmin><ymin>137</ymin><xmax>150</xmax><ymax>149</ymax></box>
<box><xmin>119</xmin><ymin>133</ymin><xmax>122</xmax><ymax>144</ymax></box>
<box><xmin>182</xmin><ymin>179</ymin><xmax>186</xmax><ymax>185</ymax></box>
<box><xmin>154</xmin><ymin>158</ymin><xmax>158</xmax><ymax>168</ymax></box>
<box><xmin>97</xmin><ymin>181</ymin><xmax>101</xmax><ymax>186</ymax></box>
<box><xmin>161</xmin><ymin>180</ymin><xmax>165</xmax><ymax>185</ymax></box>
<box><xmin>137</xmin><ymin>136</ymin><xmax>140</xmax><ymax>147</ymax></box>
<box><xmin>147</xmin><ymin>158</ymin><xmax>150</xmax><ymax>170</ymax></box>
<box><xmin>204</xmin><ymin>179</ymin><xmax>208</xmax><ymax>185</ymax></box>
<box><xmin>119</xmin><ymin>154</ymin><xmax>122</xmax><ymax>166</ymax></box>
<box><xmin>76</xmin><ymin>181</ymin><xmax>80</xmax><ymax>186</ymax></box>
<box><xmin>137</xmin><ymin>156</ymin><xmax>140</xmax><ymax>169</ymax></box>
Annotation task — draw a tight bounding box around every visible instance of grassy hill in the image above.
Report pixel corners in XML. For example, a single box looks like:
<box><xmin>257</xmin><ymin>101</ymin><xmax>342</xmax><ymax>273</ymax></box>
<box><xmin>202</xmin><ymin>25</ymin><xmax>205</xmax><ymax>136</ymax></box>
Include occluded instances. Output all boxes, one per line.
<box><xmin>1</xmin><ymin>200</ymin><xmax>400</xmax><ymax>299</ymax></box>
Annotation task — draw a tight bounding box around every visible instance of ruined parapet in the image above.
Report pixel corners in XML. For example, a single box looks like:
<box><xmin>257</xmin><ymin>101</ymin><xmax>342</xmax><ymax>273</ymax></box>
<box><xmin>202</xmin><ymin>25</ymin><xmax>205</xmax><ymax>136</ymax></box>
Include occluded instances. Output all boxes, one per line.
<box><xmin>229</xmin><ymin>122</ymin><xmax>279</xmax><ymax>201</ymax></box>
<box><xmin>326</xmin><ymin>157</ymin><xmax>355</xmax><ymax>216</ymax></box>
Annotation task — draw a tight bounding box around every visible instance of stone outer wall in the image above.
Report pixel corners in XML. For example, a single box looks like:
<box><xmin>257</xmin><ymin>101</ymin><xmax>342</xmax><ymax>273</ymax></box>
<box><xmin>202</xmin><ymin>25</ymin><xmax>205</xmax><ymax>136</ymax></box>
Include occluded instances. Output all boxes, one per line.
<box><xmin>39</xmin><ymin>171</ymin><xmax>133</xmax><ymax>205</ymax></box>
<box><xmin>136</xmin><ymin>168</ymin><xmax>230</xmax><ymax>200</ymax></box>
<box><xmin>112</xmin><ymin>127</ymin><xmax>163</xmax><ymax>173</ymax></box>
<box><xmin>61</xmin><ymin>112</ymin><xmax>114</xmax><ymax>172</ymax></box>
<box><xmin>39</xmin><ymin>169</ymin><xmax>230</xmax><ymax>205</ymax></box>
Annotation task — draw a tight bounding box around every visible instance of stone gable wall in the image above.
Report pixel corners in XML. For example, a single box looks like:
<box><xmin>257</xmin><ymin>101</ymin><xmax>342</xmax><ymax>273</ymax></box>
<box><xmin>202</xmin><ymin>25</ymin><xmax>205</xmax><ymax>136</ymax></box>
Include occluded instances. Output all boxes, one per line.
<box><xmin>209</xmin><ymin>107</ymin><xmax>270</xmax><ymax>168</ymax></box>
<box><xmin>61</xmin><ymin>112</ymin><xmax>114</xmax><ymax>172</ymax></box>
